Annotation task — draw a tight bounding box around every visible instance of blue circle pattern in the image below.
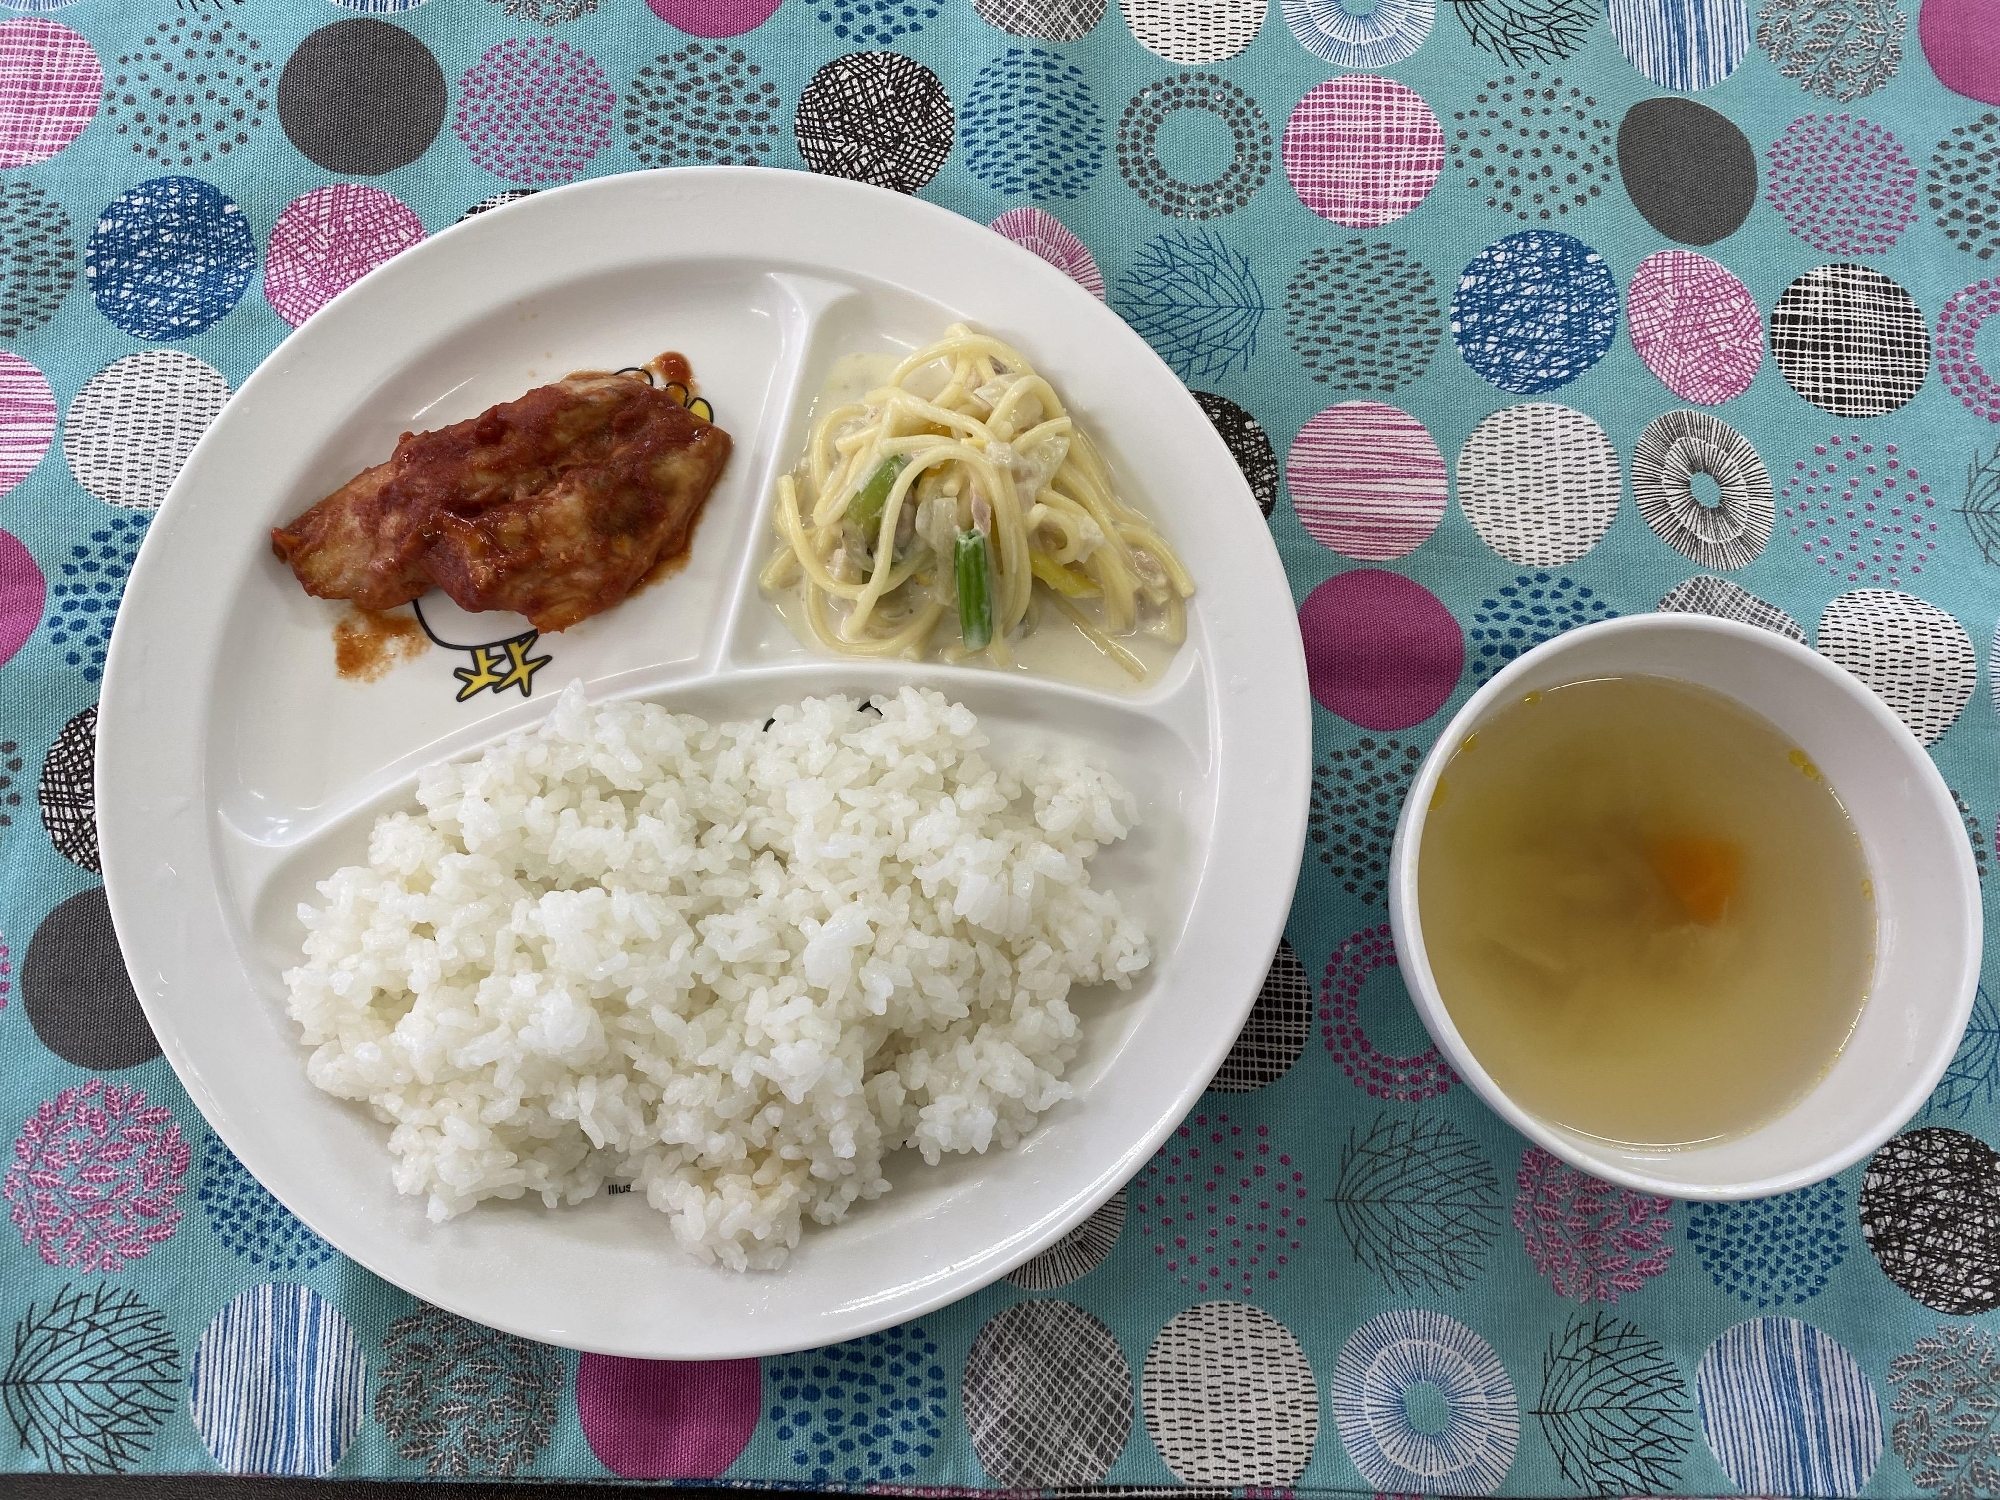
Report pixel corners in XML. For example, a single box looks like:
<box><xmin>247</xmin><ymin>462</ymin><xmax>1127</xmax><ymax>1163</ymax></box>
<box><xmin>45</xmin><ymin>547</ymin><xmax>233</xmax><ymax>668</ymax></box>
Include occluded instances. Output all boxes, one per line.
<box><xmin>962</xmin><ymin>48</ymin><xmax>1103</xmax><ymax>201</ymax></box>
<box><xmin>1332</xmin><ymin>1307</ymin><xmax>1519</xmax><ymax>1495</ymax></box>
<box><xmin>198</xmin><ymin>1130</ymin><xmax>336</xmax><ymax>1274</ymax></box>
<box><xmin>1606</xmin><ymin>0</ymin><xmax>1749</xmax><ymax>91</ymax></box>
<box><xmin>1452</xmin><ymin>231</ymin><xmax>1620</xmax><ymax>395</ymax></box>
<box><xmin>1697</xmin><ymin>1316</ymin><xmax>1882</xmax><ymax>1496</ymax></box>
<box><xmin>43</xmin><ymin>515</ymin><xmax>147</xmax><ymax>683</ymax></box>
<box><xmin>1467</xmin><ymin>572</ymin><xmax>1615</xmax><ymax>682</ymax></box>
<box><xmin>86</xmin><ymin>178</ymin><xmax>255</xmax><ymax>342</ymax></box>
<box><xmin>816</xmin><ymin>0</ymin><xmax>943</xmax><ymax>44</ymax></box>
<box><xmin>768</xmin><ymin>1324</ymin><xmax>946</xmax><ymax>1483</ymax></box>
<box><xmin>1282</xmin><ymin>0</ymin><xmax>1436</xmax><ymax>68</ymax></box>
<box><xmin>1687</xmin><ymin>1179</ymin><xmax>1848</xmax><ymax>1308</ymax></box>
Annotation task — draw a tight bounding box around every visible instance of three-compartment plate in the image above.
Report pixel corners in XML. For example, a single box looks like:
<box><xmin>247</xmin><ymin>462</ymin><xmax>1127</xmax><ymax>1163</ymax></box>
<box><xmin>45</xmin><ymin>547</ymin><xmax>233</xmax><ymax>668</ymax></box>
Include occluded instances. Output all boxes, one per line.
<box><xmin>97</xmin><ymin>168</ymin><xmax>1311</xmax><ymax>1358</ymax></box>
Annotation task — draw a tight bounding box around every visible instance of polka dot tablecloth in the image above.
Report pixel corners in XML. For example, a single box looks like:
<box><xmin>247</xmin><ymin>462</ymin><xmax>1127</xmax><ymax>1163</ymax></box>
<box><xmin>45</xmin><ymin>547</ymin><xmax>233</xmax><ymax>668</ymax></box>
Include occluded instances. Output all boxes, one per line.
<box><xmin>2</xmin><ymin>0</ymin><xmax>1999</xmax><ymax>1490</ymax></box>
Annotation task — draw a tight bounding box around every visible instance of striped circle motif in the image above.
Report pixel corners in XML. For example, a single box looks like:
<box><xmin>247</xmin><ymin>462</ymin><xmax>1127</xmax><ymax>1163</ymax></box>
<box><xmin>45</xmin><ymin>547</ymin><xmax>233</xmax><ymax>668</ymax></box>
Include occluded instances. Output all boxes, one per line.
<box><xmin>795</xmin><ymin>52</ymin><xmax>953</xmax><ymax>194</ymax></box>
<box><xmin>963</xmin><ymin>1300</ymin><xmax>1133</xmax><ymax>1484</ymax></box>
<box><xmin>1457</xmin><ymin>403</ymin><xmax>1620</xmax><ymax>566</ymax></box>
<box><xmin>1771</xmin><ymin>263</ymin><xmax>1929</xmax><ymax>417</ymax></box>
<box><xmin>190</xmin><ymin>1284</ymin><xmax>367</xmax><ymax>1476</ymax></box>
<box><xmin>1282</xmin><ymin>0</ymin><xmax>1436</xmax><ymax>68</ymax></box>
<box><xmin>1008</xmin><ymin>1189</ymin><xmax>1126</xmax><ymax>1289</ymax></box>
<box><xmin>964</xmin><ymin>49</ymin><xmax>1103</xmax><ymax>200</ymax></box>
<box><xmin>1607</xmin><ymin>0</ymin><xmax>1751</xmax><ymax>90</ymax></box>
<box><xmin>1698</xmin><ymin>1317</ymin><xmax>1882</xmax><ymax>1495</ymax></box>
<box><xmin>1332</xmin><ymin>1308</ymin><xmax>1519</xmax><ymax>1495</ymax></box>
<box><xmin>1627</xmin><ymin>251</ymin><xmax>1763</xmax><ymax>404</ymax></box>
<box><xmin>1658</xmin><ymin>575</ymin><xmax>1805</xmax><ymax>642</ymax></box>
<box><xmin>1939</xmin><ymin>278</ymin><xmax>2000</xmax><ymax>422</ymax></box>
<box><xmin>0</xmin><ymin>19</ymin><xmax>99</xmax><ymax>168</ymax></box>
<box><xmin>1817</xmin><ymin>590</ymin><xmax>1975</xmax><ymax>745</ymax></box>
<box><xmin>1452</xmin><ymin>231</ymin><xmax>1620</xmax><ymax>395</ymax></box>
<box><xmin>1211</xmin><ymin>939</ymin><xmax>1311</xmax><ymax>1090</ymax></box>
<box><xmin>1285</xmin><ymin>241</ymin><xmax>1439</xmax><ymax>389</ymax></box>
<box><xmin>991</xmin><ymin>208</ymin><xmax>1104</xmax><ymax>297</ymax></box>
<box><xmin>85</xmin><ymin>177</ymin><xmax>256</xmax><ymax>341</ymax></box>
<box><xmin>1767</xmin><ymin>114</ymin><xmax>1918</xmax><ymax>254</ymax></box>
<box><xmin>1288</xmin><ymin>402</ymin><xmax>1446</xmax><ymax>560</ymax></box>
<box><xmin>0</xmin><ymin>351</ymin><xmax>56</xmax><ymax>499</ymax></box>
<box><xmin>1121</xmin><ymin>0</ymin><xmax>1267</xmax><ymax>63</ymax></box>
<box><xmin>63</xmin><ymin>351</ymin><xmax>231</xmax><ymax>510</ymax></box>
<box><xmin>264</xmin><ymin>184</ymin><xmax>424</xmax><ymax>328</ymax></box>
<box><xmin>1117</xmin><ymin>73</ymin><xmax>1272</xmax><ymax>219</ymax></box>
<box><xmin>1142</xmin><ymin>1302</ymin><xmax>1319</xmax><ymax>1484</ymax></box>
<box><xmin>1284</xmin><ymin>76</ymin><xmax>1442</xmax><ymax>228</ymax></box>
<box><xmin>977</xmin><ymin>0</ymin><xmax>1107</xmax><ymax>40</ymax></box>
<box><xmin>1633</xmin><ymin>410</ymin><xmax>1773</xmax><ymax>570</ymax></box>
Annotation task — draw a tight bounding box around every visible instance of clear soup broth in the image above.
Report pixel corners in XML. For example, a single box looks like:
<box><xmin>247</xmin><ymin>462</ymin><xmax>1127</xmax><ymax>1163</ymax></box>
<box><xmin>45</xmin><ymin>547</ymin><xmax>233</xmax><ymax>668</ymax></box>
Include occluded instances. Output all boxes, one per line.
<box><xmin>1417</xmin><ymin>675</ymin><xmax>1875</xmax><ymax>1148</ymax></box>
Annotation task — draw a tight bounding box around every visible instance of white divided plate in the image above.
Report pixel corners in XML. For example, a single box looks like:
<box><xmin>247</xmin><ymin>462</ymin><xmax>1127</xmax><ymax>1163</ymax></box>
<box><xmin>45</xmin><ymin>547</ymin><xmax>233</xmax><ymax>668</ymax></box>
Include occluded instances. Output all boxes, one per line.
<box><xmin>97</xmin><ymin>168</ymin><xmax>1311</xmax><ymax>1358</ymax></box>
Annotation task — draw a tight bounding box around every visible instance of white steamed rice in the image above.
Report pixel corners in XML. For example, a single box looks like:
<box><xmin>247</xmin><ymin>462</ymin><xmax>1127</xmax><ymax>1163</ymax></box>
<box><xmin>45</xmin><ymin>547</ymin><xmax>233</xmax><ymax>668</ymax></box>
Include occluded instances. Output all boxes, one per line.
<box><xmin>284</xmin><ymin>682</ymin><xmax>1149</xmax><ymax>1269</ymax></box>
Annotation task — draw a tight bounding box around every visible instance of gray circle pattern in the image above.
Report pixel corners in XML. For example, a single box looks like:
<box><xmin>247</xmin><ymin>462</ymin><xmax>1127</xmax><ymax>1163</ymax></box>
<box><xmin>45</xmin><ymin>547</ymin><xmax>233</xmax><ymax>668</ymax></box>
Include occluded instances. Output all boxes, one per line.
<box><xmin>963</xmin><ymin>1300</ymin><xmax>1134</xmax><ymax>1485</ymax></box>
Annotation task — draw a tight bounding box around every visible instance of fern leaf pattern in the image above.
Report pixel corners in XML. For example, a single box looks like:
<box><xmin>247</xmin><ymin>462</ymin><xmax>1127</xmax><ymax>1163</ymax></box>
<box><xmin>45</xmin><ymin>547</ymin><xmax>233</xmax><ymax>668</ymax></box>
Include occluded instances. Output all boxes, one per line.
<box><xmin>1532</xmin><ymin>1312</ymin><xmax>1694</xmax><ymax>1494</ymax></box>
<box><xmin>1889</xmin><ymin>1324</ymin><xmax>2000</xmax><ymax>1498</ymax></box>
<box><xmin>1514</xmin><ymin>1146</ymin><xmax>1673</xmax><ymax>1303</ymax></box>
<box><xmin>1113</xmin><ymin>229</ymin><xmax>1264</xmax><ymax>381</ymax></box>
<box><xmin>376</xmin><ymin>1303</ymin><xmax>562</xmax><ymax>1477</ymax></box>
<box><xmin>1</xmin><ymin>1283</ymin><xmax>179</xmax><ymax>1474</ymax></box>
<box><xmin>1330</xmin><ymin>1114</ymin><xmax>1503</xmax><ymax>1294</ymax></box>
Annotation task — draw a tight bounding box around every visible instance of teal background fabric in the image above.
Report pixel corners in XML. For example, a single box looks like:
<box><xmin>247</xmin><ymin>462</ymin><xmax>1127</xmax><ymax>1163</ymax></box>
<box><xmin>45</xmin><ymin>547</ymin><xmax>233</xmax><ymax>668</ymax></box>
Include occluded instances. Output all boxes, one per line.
<box><xmin>4</xmin><ymin>0</ymin><xmax>2000</xmax><ymax>1487</ymax></box>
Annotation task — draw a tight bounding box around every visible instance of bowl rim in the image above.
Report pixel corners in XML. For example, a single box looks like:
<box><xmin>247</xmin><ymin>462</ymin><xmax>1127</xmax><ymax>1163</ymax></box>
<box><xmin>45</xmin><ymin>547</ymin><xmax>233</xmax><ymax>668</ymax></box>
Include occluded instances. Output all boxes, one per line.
<box><xmin>1386</xmin><ymin>611</ymin><xmax>1983</xmax><ymax>1200</ymax></box>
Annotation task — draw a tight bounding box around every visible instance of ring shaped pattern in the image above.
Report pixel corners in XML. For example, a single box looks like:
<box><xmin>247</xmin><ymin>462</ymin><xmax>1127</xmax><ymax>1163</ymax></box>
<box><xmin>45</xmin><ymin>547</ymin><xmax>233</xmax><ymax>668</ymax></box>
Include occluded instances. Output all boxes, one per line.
<box><xmin>1321</xmin><ymin>922</ymin><xmax>1455</xmax><ymax>1102</ymax></box>
<box><xmin>1282</xmin><ymin>0</ymin><xmax>1436</xmax><ymax>68</ymax></box>
<box><xmin>1939</xmin><ymin>279</ymin><xmax>2000</xmax><ymax>423</ymax></box>
<box><xmin>1633</xmin><ymin>409</ymin><xmax>1773</xmax><ymax>571</ymax></box>
<box><xmin>1116</xmin><ymin>72</ymin><xmax>1272</xmax><ymax>219</ymax></box>
<box><xmin>1332</xmin><ymin>1307</ymin><xmax>1520</xmax><ymax>1495</ymax></box>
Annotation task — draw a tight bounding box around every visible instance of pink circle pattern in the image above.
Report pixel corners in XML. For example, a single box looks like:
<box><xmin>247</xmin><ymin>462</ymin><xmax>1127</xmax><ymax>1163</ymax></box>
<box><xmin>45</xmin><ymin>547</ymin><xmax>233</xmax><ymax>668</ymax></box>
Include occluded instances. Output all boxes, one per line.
<box><xmin>989</xmin><ymin>208</ymin><xmax>1104</xmax><ymax>299</ymax></box>
<box><xmin>0</xmin><ymin>351</ymin><xmax>55</xmax><ymax>499</ymax></box>
<box><xmin>1288</xmin><ymin>401</ymin><xmax>1447</xmax><ymax>561</ymax></box>
<box><xmin>1765</xmin><ymin>114</ymin><xmax>1918</xmax><ymax>255</ymax></box>
<box><xmin>0</xmin><ymin>19</ymin><xmax>99</xmax><ymax>169</ymax></box>
<box><xmin>1626</xmin><ymin>250</ymin><xmax>1763</xmax><ymax>406</ymax></box>
<box><xmin>1283</xmin><ymin>75</ymin><xmax>1443</xmax><ymax>229</ymax></box>
<box><xmin>0</xmin><ymin>529</ymin><xmax>44</xmax><ymax>672</ymax></box>
<box><xmin>456</xmin><ymin>39</ymin><xmax>616</xmax><ymax>187</ymax></box>
<box><xmin>1938</xmin><ymin>279</ymin><xmax>2000</xmax><ymax>424</ymax></box>
<box><xmin>645</xmin><ymin>0</ymin><xmax>786</xmax><ymax>36</ymax></box>
<box><xmin>1781</xmin><ymin>434</ymin><xmax>1937</xmax><ymax>587</ymax></box>
<box><xmin>1321</xmin><ymin>922</ymin><xmax>1456</xmax><ymax>1102</ymax></box>
<box><xmin>5</xmin><ymin>1080</ymin><xmax>189</xmax><ymax>1272</ymax></box>
<box><xmin>1299</xmin><ymin>569</ymin><xmax>1463</xmax><ymax>730</ymax></box>
<box><xmin>1132</xmin><ymin>1113</ymin><xmax>1307</xmax><ymax>1297</ymax></box>
<box><xmin>1513</xmin><ymin>1145</ymin><xmax>1673</xmax><ymax>1303</ymax></box>
<box><xmin>576</xmin><ymin>1354</ymin><xmax>760</xmax><ymax>1478</ymax></box>
<box><xmin>264</xmin><ymin>185</ymin><xmax>425</xmax><ymax>329</ymax></box>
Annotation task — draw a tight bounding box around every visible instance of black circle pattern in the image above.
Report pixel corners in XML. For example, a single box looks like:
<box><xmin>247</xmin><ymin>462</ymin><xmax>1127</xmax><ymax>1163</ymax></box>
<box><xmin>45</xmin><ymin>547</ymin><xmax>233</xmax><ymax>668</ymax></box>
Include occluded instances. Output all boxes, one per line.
<box><xmin>1617</xmin><ymin>97</ymin><xmax>1759</xmax><ymax>246</ymax></box>
<box><xmin>1008</xmin><ymin>1189</ymin><xmax>1126</xmax><ymax>1289</ymax></box>
<box><xmin>1928</xmin><ymin>113</ymin><xmax>2000</xmax><ymax>261</ymax></box>
<box><xmin>1453</xmin><ymin>0</ymin><xmax>1597</xmax><ymax>65</ymax></box>
<box><xmin>1771</xmin><ymin>263</ymin><xmax>1930</xmax><ymax>418</ymax></box>
<box><xmin>1117</xmin><ymin>73</ymin><xmax>1271</xmax><ymax>219</ymax></box>
<box><xmin>23</xmin><ymin>886</ymin><xmax>159</xmax><ymax>1070</ymax></box>
<box><xmin>278</xmin><ymin>18</ymin><xmax>446</xmax><ymax>177</ymax></box>
<box><xmin>962</xmin><ymin>1301</ymin><xmax>1133</xmax><ymax>1486</ymax></box>
<box><xmin>0</xmin><ymin>739</ymin><xmax>22</xmax><ymax>829</ymax></box>
<box><xmin>1450</xmin><ymin>73</ymin><xmax>1612</xmax><ymax>223</ymax></box>
<box><xmin>101</xmin><ymin>17</ymin><xmax>272</xmax><ymax>170</ymax></box>
<box><xmin>1860</xmin><ymin>1128</ymin><xmax>2000</xmax><ymax>1315</ymax></box>
<box><xmin>795</xmin><ymin>52</ymin><xmax>953</xmax><ymax>194</ymax></box>
<box><xmin>1285</xmin><ymin>241</ymin><xmax>1440</xmax><ymax>389</ymax></box>
<box><xmin>1309</xmin><ymin>739</ymin><xmax>1423</xmax><ymax>906</ymax></box>
<box><xmin>1211</xmin><ymin>939</ymin><xmax>1312</xmax><ymax>1091</ymax></box>
<box><xmin>1192</xmin><ymin>392</ymin><xmax>1278</xmax><ymax>516</ymax></box>
<box><xmin>975</xmin><ymin>0</ymin><xmax>1106</xmax><ymax>40</ymax></box>
<box><xmin>0</xmin><ymin>183</ymin><xmax>74</xmax><ymax>341</ymax></box>
<box><xmin>38</xmin><ymin>705</ymin><xmax>95</xmax><ymax>874</ymax></box>
<box><xmin>458</xmin><ymin>190</ymin><xmax>537</xmax><ymax>223</ymax></box>
<box><xmin>626</xmin><ymin>45</ymin><xmax>784</xmax><ymax>168</ymax></box>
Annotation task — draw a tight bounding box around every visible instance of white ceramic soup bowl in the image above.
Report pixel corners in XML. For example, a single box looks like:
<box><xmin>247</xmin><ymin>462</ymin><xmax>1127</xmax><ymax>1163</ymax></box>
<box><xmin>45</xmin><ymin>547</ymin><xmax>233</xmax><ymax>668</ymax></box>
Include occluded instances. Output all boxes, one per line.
<box><xmin>1388</xmin><ymin>612</ymin><xmax>1981</xmax><ymax>1199</ymax></box>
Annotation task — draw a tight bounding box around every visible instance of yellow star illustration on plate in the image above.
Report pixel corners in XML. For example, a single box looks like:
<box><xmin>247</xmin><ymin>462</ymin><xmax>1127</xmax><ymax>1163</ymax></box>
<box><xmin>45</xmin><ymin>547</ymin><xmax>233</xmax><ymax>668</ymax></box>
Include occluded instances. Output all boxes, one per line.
<box><xmin>453</xmin><ymin>632</ymin><xmax>551</xmax><ymax>701</ymax></box>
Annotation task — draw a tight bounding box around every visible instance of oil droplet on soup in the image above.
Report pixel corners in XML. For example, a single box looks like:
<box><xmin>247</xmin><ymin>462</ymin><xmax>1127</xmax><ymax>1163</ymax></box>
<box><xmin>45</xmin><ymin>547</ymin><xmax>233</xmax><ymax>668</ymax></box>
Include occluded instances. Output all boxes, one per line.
<box><xmin>1417</xmin><ymin>675</ymin><xmax>1873</xmax><ymax>1148</ymax></box>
